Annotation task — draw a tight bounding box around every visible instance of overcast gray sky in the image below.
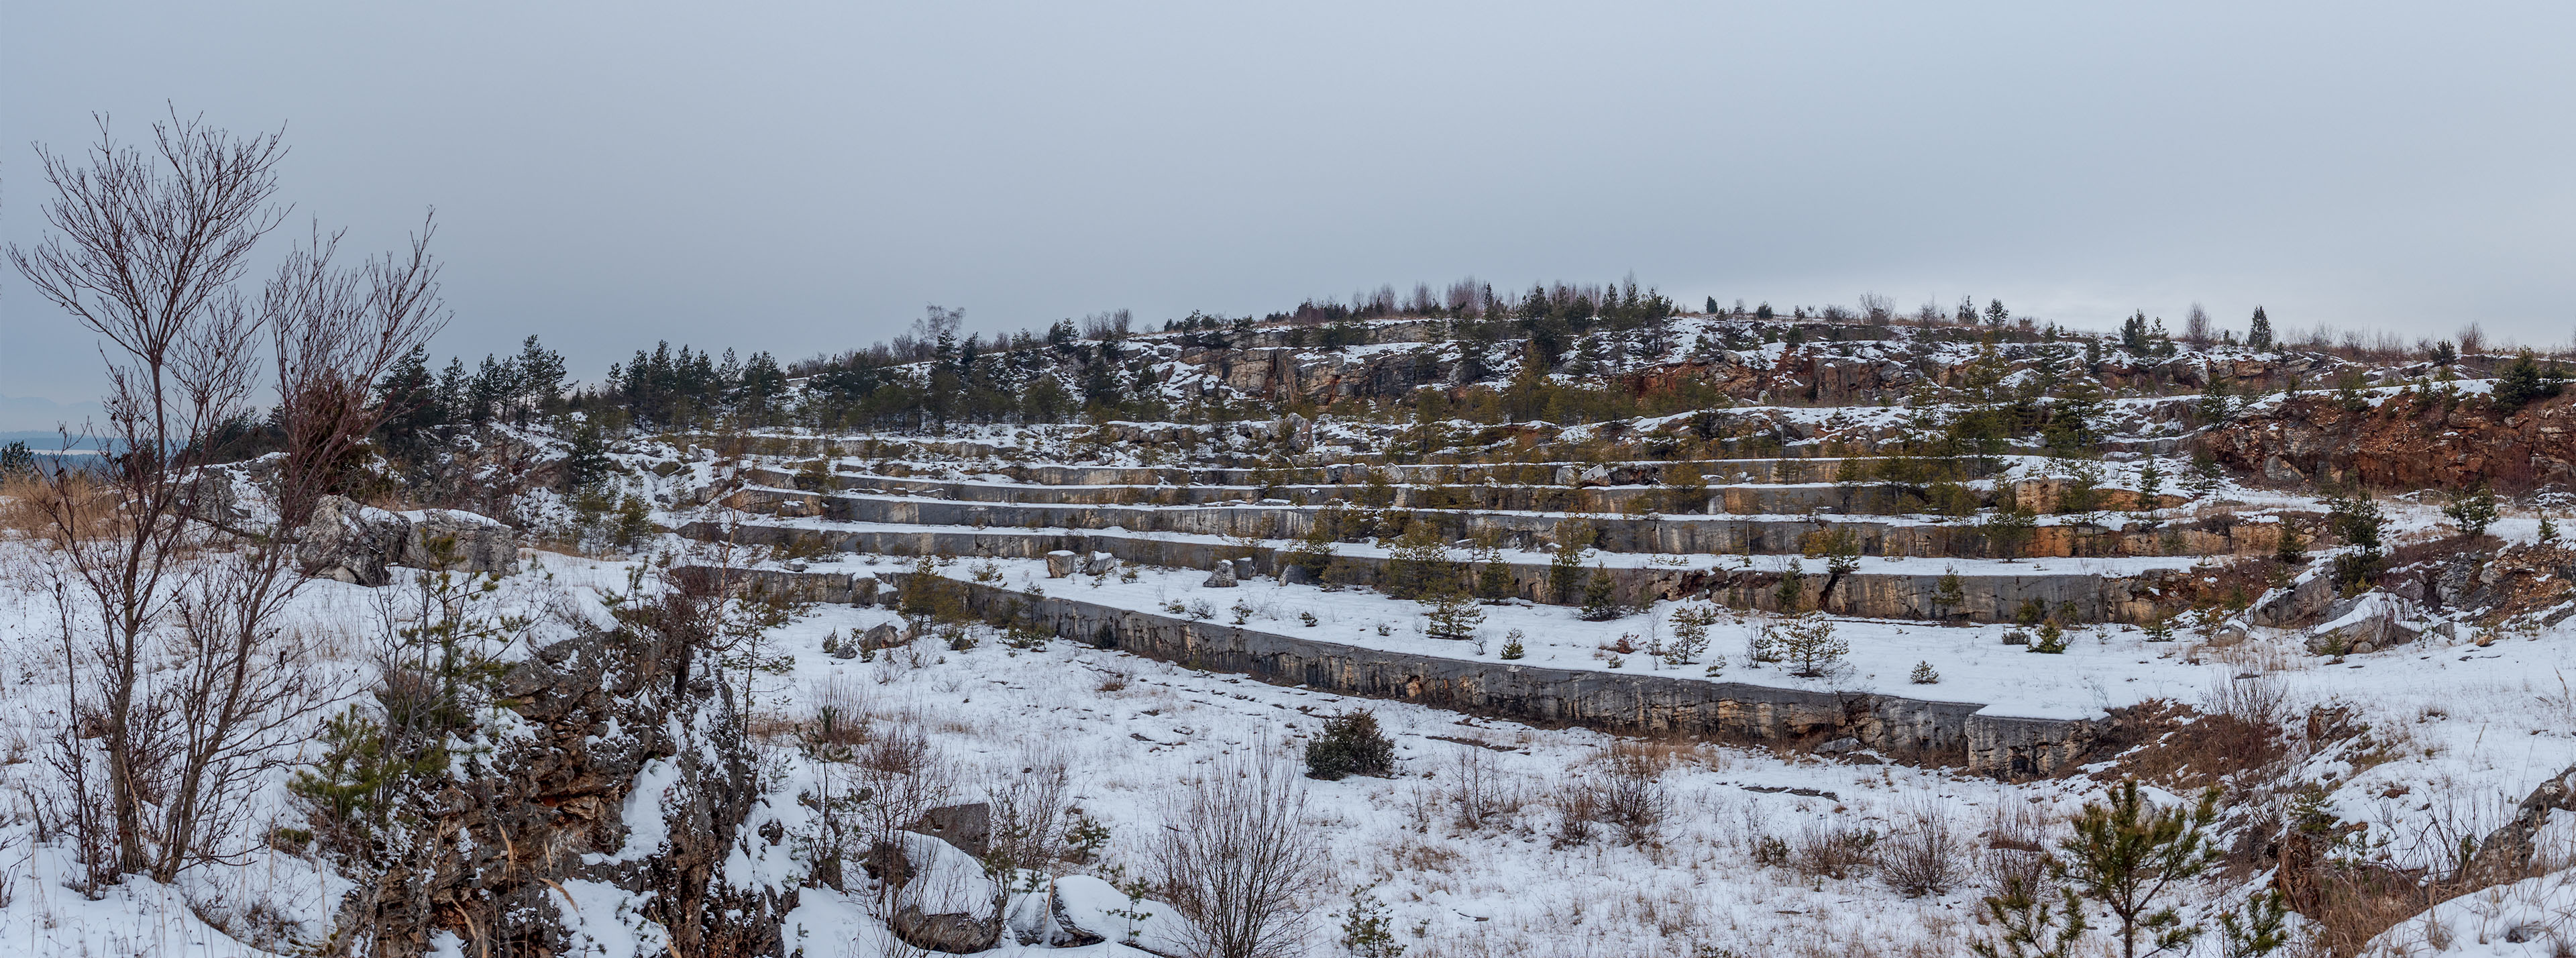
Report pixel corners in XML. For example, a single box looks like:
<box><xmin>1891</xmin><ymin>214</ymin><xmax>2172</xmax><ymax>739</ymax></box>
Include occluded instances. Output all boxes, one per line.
<box><xmin>3</xmin><ymin>1</ymin><xmax>2571</xmax><ymax>423</ymax></box>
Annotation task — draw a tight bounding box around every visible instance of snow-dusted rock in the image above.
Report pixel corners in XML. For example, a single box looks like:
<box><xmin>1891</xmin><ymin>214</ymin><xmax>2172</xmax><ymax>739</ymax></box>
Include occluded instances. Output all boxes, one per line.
<box><xmin>299</xmin><ymin>495</ymin><xmax>411</xmax><ymax>586</ymax></box>
<box><xmin>1202</xmin><ymin>561</ymin><xmax>1238</xmax><ymax>588</ymax></box>
<box><xmin>868</xmin><ymin>831</ymin><xmax>1000</xmax><ymax>953</ymax></box>
<box><xmin>860</xmin><ymin>622</ymin><xmax>903</xmax><ymax>651</ymax></box>
<box><xmin>401</xmin><ymin>507</ymin><xmax>519</xmax><ymax>576</ymax></box>
<box><xmin>2251</xmin><ymin>568</ymin><xmax>2337</xmax><ymax>627</ymax></box>
<box><xmin>1046</xmin><ymin>874</ymin><xmax>1180</xmax><ymax>953</ymax></box>
<box><xmin>1045</xmin><ymin>549</ymin><xmax>1079</xmax><ymax>578</ymax></box>
<box><xmin>2307</xmin><ymin>592</ymin><xmax>2416</xmax><ymax>654</ymax></box>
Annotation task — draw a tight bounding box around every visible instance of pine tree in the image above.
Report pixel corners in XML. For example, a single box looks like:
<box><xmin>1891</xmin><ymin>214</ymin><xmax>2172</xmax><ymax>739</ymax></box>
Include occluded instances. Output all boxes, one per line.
<box><xmin>2029</xmin><ymin>622</ymin><xmax>2068</xmax><ymax>653</ymax></box>
<box><xmin>1777</xmin><ymin>614</ymin><xmax>1847</xmax><ymax>678</ymax></box>
<box><xmin>515</xmin><ymin>335</ymin><xmax>568</xmax><ymax>415</ymax></box>
<box><xmin>1933</xmin><ymin>568</ymin><xmax>1967</xmax><ymax>621</ymax></box>
<box><xmin>2182</xmin><ymin>454</ymin><xmax>2223</xmax><ymax>500</ymax></box>
<box><xmin>1982</xmin><ymin>502</ymin><xmax>2037</xmax><ymax>562</ymax></box>
<box><xmin>2120</xmin><ymin>311</ymin><xmax>2149</xmax><ymax>352</ymax></box>
<box><xmin>2273</xmin><ymin>521</ymin><xmax>2306</xmax><ymax>564</ymax></box>
<box><xmin>1985</xmin><ymin>299</ymin><xmax>2010</xmax><ymax>327</ymax></box>
<box><xmin>2442</xmin><ymin>484</ymin><xmax>2499</xmax><ymax>538</ymax></box>
<box><xmin>1970</xmin><ymin>875</ymin><xmax>2090</xmax><ymax>958</ymax></box>
<box><xmin>1666</xmin><ymin>604</ymin><xmax>1718</xmax><ymax>665</ymax></box>
<box><xmin>1472</xmin><ymin>539</ymin><xmax>1515</xmax><ymax>602</ymax></box>
<box><xmin>1578</xmin><ymin>564</ymin><xmax>1623</xmax><ymax>621</ymax></box>
<box><xmin>1499</xmin><ymin>629</ymin><xmax>1525</xmax><ymax>659</ymax></box>
<box><xmin>2059</xmin><ymin>780</ymin><xmax>2222</xmax><ymax>958</ymax></box>
<box><xmin>2542</xmin><ymin>514</ymin><xmax>2560</xmax><ymax>545</ymax></box>
<box><xmin>1339</xmin><ymin>884</ymin><xmax>1405</xmax><ymax>958</ymax></box>
<box><xmin>2494</xmin><ymin>349</ymin><xmax>2559</xmax><ymax>411</ymax></box>
<box><xmin>2214</xmin><ymin>890</ymin><xmax>2292</xmax><ymax>958</ymax></box>
<box><xmin>1909</xmin><ymin>661</ymin><xmax>1939</xmax><ymax>684</ymax></box>
<box><xmin>561</xmin><ymin>421</ymin><xmax>614</xmax><ymax>490</ymax></box>
<box><xmin>2246</xmin><ymin>307</ymin><xmax>2273</xmax><ymax>352</ymax></box>
<box><xmin>1548</xmin><ymin>521</ymin><xmax>1593</xmax><ymax>604</ymax></box>
<box><xmin>1775</xmin><ymin>562</ymin><xmax>1807</xmax><ymax>614</ymax></box>
<box><xmin>1424</xmin><ymin>586</ymin><xmax>1485</xmax><ymax>641</ymax></box>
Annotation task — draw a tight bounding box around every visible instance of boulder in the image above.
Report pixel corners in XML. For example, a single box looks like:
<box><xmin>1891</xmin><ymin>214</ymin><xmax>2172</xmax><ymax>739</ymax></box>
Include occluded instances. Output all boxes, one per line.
<box><xmin>911</xmin><ymin>802</ymin><xmax>992</xmax><ymax>857</ymax></box>
<box><xmin>1045</xmin><ymin>550</ymin><xmax>1079</xmax><ymax>578</ymax></box>
<box><xmin>2250</xmin><ymin>571</ymin><xmax>2337</xmax><ymax>627</ymax></box>
<box><xmin>1046</xmin><ymin>875</ymin><xmax>1179</xmax><ymax>952</ymax></box>
<box><xmin>2306</xmin><ymin>592</ymin><xmax>2416</xmax><ymax>655</ymax></box>
<box><xmin>1081</xmin><ymin>551</ymin><xmax>1120</xmax><ymax>576</ymax></box>
<box><xmin>1202</xmin><ymin>561</ymin><xmax>1238</xmax><ymax>588</ymax></box>
<box><xmin>867</xmin><ymin>831</ymin><xmax>1000</xmax><ymax>953</ymax></box>
<box><xmin>1232</xmin><ymin>557</ymin><xmax>1256</xmax><ymax>580</ymax></box>
<box><xmin>402</xmin><ymin>509</ymin><xmax>521</xmax><ymax>576</ymax></box>
<box><xmin>299</xmin><ymin>495</ymin><xmax>411</xmax><ymax>586</ymax></box>
<box><xmin>859</xmin><ymin>622</ymin><xmax>904</xmax><ymax>651</ymax></box>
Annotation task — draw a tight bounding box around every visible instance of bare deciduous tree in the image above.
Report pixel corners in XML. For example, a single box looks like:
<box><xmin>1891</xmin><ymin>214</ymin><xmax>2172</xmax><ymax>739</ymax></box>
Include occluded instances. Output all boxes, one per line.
<box><xmin>6</xmin><ymin>109</ymin><xmax>444</xmax><ymax>887</ymax></box>
<box><xmin>7</xmin><ymin>111</ymin><xmax>288</xmax><ymax>886</ymax></box>
<box><xmin>1152</xmin><ymin>742</ymin><xmax>1326</xmax><ymax>958</ymax></box>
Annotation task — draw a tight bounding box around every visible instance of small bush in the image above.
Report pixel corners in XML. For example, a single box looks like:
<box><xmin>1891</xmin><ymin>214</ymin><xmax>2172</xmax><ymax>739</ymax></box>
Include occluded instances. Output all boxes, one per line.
<box><xmin>1595</xmin><ymin>743</ymin><xmax>1672</xmax><ymax>846</ymax></box>
<box><xmin>1792</xmin><ymin>822</ymin><xmax>1880</xmax><ymax>880</ymax></box>
<box><xmin>1909</xmin><ymin>661</ymin><xmax>1939</xmax><ymax>684</ymax></box>
<box><xmin>1547</xmin><ymin>781</ymin><xmax>1599</xmax><ymax>847</ymax></box>
<box><xmin>1882</xmin><ymin>802</ymin><xmax>1961</xmax><ymax>898</ymax></box>
<box><xmin>1305</xmin><ymin>710</ymin><xmax>1395</xmax><ymax>780</ymax></box>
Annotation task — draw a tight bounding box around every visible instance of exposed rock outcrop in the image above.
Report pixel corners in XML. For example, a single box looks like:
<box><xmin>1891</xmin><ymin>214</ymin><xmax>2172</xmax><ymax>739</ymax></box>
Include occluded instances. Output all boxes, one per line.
<box><xmin>2207</xmin><ymin>392</ymin><xmax>2576</xmax><ymax>492</ymax></box>
<box><xmin>329</xmin><ymin>625</ymin><xmax>796</xmax><ymax>957</ymax></box>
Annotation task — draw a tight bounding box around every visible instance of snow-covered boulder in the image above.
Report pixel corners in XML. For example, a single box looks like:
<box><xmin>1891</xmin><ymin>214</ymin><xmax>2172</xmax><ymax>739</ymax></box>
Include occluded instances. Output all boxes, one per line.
<box><xmin>867</xmin><ymin>831</ymin><xmax>1001</xmax><ymax>953</ymax></box>
<box><xmin>1202</xmin><ymin>560</ymin><xmax>1237</xmax><ymax>588</ymax></box>
<box><xmin>1045</xmin><ymin>874</ymin><xmax>1181</xmax><ymax>953</ymax></box>
<box><xmin>299</xmin><ymin>495</ymin><xmax>411</xmax><ymax>586</ymax></box>
<box><xmin>1045</xmin><ymin>550</ymin><xmax>1079</xmax><ymax>578</ymax></box>
<box><xmin>2307</xmin><ymin>592</ymin><xmax>2416</xmax><ymax>655</ymax></box>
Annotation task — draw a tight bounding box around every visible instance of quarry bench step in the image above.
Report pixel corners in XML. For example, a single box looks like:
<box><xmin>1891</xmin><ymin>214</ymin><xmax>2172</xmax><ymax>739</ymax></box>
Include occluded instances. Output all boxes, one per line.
<box><xmin>724</xmin><ymin>484</ymin><xmax>2264</xmax><ymax>562</ymax></box>
<box><xmin>681</xmin><ymin>519</ymin><xmax>2201</xmax><ymax>624</ymax></box>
